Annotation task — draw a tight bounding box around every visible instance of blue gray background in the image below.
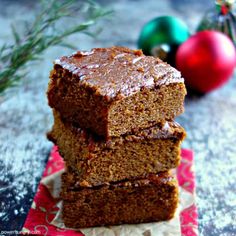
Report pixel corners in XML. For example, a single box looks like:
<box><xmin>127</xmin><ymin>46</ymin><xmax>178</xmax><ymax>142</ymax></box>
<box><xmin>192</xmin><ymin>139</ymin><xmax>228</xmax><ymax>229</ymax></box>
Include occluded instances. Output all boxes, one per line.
<box><xmin>0</xmin><ymin>1</ymin><xmax>235</xmax><ymax>235</ymax></box>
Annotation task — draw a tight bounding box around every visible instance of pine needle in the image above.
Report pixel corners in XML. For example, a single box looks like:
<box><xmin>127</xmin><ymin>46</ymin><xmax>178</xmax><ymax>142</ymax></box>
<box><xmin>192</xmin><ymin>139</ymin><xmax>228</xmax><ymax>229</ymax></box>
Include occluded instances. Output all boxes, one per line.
<box><xmin>0</xmin><ymin>0</ymin><xmax>112</xmax><ymax>95</ymax></box>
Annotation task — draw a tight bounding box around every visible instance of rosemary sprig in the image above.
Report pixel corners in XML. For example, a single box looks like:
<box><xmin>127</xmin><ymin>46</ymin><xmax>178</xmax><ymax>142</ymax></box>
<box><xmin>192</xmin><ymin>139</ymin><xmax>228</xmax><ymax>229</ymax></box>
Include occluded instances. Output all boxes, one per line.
<box><xmin>0</xmin><ymin>0</ymin><xmax>111</xmax><ymax>95</ymax></box>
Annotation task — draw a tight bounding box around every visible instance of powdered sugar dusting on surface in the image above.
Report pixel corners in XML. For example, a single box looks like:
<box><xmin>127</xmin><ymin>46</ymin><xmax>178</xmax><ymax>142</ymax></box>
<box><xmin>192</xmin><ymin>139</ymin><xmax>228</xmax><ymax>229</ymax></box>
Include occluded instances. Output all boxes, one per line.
<box><xmin>0</xmin><ymin>14</ymin><xmax>53</xmax><ymax>227</ymax></box>
<box><xmin>177</xmin><ymin>77</ymin><xmax>236</xmax><ymax>235</ymax></box>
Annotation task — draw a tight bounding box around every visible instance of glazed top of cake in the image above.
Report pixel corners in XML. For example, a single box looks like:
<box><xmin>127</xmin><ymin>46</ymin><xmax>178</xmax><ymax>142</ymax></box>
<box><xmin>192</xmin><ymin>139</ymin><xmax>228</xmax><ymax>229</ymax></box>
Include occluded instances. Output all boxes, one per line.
<box><xmin>54</xmin><ymin>46</ymin><xmax>184</xmax><ymax>100</ymax></box>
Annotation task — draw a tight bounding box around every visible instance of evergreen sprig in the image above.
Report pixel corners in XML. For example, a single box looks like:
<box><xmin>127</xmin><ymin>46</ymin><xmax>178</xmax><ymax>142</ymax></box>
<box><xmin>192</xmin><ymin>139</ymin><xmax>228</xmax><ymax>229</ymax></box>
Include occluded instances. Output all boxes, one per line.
<box><xmin>0</xmin><ymin>0</ymin><xmax>111</xmax><ymax>94</ymax></box>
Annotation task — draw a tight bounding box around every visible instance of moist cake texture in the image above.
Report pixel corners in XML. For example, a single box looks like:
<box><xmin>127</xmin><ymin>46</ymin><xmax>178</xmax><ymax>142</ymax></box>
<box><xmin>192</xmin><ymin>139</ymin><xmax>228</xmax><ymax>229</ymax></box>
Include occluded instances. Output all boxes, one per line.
<box><xmin>47</xmin><ymin>46</ymin><xmax>186</xmax><ymax>138</ymax></box>
<box><xmin>47</xmin><ymin>110</ymin><xmax>186</xmax><ymax>186</ymax></box>
<box><xmin>61</xmin><ymin>171</ymin><xmax>179</xmax><ymax>228</ymax></box>
<box><xmin>46</xmin><ymin>46</ymin><xmax>186</xmax><ymax>229</ymax></box>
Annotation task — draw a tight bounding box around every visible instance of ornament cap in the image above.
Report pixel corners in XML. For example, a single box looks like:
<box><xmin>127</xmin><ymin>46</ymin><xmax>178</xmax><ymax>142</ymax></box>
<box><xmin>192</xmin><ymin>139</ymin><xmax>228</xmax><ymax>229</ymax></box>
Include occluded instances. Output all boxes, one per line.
<box><xmin>215</xmin><ymin>0</ymin><xmax>235</xmax><ymax>14</ymax></box>
<box><xmin>137</xmin><ymin>16</ymin><xmax>189</xmax><ymax>65</ymax></box>
<box><xmin>151</xmin><ymin>44</ymin><xmax>170</xmax><ymax>60</ymax></box>
<box><xmin>216</xmin><ymin>0</ymin><xmax>235</xmax><ymax>5</ymax></box>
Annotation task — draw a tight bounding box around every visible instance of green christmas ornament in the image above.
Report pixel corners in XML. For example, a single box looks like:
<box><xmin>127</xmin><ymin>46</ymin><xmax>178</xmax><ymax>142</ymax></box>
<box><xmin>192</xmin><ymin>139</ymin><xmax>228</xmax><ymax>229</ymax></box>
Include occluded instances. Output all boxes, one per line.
<box><xmin>137</xmin><ymin>16</ymin><xmax>190</xmax><ymax>65</ymax></box>
<box><xmin>197</xmin><ymin>0</ymin><xmax>236</xmax><ymax>45</ymax></box>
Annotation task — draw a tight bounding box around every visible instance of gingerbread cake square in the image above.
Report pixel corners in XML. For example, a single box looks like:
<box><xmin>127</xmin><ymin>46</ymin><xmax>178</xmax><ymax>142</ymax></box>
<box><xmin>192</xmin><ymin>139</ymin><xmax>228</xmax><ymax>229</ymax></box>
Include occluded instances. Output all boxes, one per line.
<box><xmin>61</xmin><ymin>171</ymin><xmax>179</xmax><ymax>228</ymax></box>
<box><xmin>47</xmin><ymin>46</ymin><xmax>186</xmax><ymax>138</ymax></box>
<box><xmin>47</xmin><ymin>110</ymin><xmax>186</xmax><ymax>186</ymax></box>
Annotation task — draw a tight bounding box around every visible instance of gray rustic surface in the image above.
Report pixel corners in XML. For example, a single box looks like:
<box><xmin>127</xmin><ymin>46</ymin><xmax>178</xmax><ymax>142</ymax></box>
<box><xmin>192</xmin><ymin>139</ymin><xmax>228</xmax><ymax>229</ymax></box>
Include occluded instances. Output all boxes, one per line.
<box><xmin>0</xmin><ymin>0</ymin><xmax>236</xmax><ymax>235</ymax></box>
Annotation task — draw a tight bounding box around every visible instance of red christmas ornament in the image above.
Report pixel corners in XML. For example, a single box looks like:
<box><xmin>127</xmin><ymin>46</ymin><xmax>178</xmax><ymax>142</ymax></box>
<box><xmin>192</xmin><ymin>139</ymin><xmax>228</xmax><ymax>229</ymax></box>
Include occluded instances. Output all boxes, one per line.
<box><xmin>176</xmin><ymin>30</ymin><xmax>236</xmax><ymax>93</ymax></box>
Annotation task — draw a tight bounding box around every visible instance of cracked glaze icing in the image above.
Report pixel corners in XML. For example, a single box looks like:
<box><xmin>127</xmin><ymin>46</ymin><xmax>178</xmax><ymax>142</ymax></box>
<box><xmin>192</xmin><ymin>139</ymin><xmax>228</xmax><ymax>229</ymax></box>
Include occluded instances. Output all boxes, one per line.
<box><xmin>54</xmin><ymin>47</ymin><xmax>184</xmax><ymax>100</ymax></box>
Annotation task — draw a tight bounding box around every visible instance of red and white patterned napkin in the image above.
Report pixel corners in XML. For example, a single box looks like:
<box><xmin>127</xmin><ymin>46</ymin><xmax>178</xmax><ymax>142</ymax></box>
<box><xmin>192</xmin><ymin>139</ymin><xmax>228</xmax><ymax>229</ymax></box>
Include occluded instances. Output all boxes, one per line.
<box><xmin>22</xmin><ymin>147</ymin><xmax>198</xmax><ymax>236</ymax></box>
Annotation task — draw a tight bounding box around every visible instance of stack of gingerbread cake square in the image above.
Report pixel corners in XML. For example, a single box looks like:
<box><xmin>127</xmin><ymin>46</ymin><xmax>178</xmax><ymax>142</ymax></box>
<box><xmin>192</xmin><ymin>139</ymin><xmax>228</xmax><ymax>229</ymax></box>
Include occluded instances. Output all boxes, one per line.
<box><xmin>47</xmin><ymin>46</ymin><xmax>186</xmax><ymax>228</ymax></box>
